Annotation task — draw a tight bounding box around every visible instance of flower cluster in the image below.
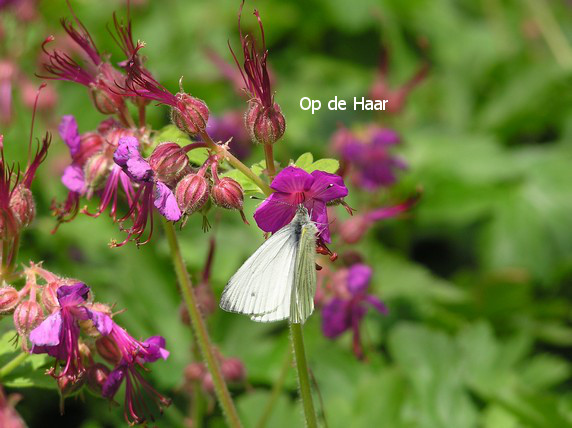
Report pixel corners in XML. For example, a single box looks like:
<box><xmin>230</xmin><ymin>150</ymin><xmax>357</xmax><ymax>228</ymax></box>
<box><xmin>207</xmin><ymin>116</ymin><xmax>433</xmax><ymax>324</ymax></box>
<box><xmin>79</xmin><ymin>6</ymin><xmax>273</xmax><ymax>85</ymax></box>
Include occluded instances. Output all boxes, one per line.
<box><xmin>1</xmin><ymin>266</ymin><xmax>170</xmax><ymax>425</ymax></box>
<box><xmin>184</xmin><ymin>350</ymin><xmax>246</xmax><ymax>394</ymax></box>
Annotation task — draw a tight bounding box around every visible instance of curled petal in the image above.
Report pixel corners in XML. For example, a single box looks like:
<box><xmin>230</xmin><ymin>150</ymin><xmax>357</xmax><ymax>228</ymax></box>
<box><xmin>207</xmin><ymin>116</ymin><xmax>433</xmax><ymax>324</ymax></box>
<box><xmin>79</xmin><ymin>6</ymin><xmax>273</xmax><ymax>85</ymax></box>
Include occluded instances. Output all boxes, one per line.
<box><xmin>61</xmin><ymin>165</ymin><xmax>86</xmax><ymax>194</ymax></box>
<box><xmin>29</xmin><ymin>312</ymin><xmax>63</xmax><ymax>349</ymax></box>
<box><xmin>365</xmin><ymin>295</ymin><xmax>388</xmax><ymax>315</ymax></box>
<box><xmin>102</xmin><ymin>365</ymin><xmax>127</xmax><ymax>399</ymax></box>
<box><xmin>89</xmin><ymin>311</ymin><xmax>113</xmax><ymax>336</ymax></box>
<box><xmin>321</xmin><ymin>298</ymin><xmax>350</xmax><ymax>338</ymax></box>
<box><xmin>58</xmin><ymin>115</ymin><xmax>81</xmax><ymax>157</ymax></box>
<box><xmin>113</xmin><ymin>136</ymin><xmax>140</xmax><ymax>168</ymax></box>
<box><xmin>57</xmin><ymin>283</ymin><xmax>90</xmax><ymax>307</ymax></box>
<box><xmin>126</xmin><ymin>156</ymin><xmax>153</xmax><ymax>183</ymax></box>
<box><xmin>153</xmin><ymin>182</ymin><xmax>181</xmax><ymax>221</ymax></box>
<box><xmin>347</xmin><ymin>264</ymin><xmax>373</xmax><ymax>294</ymax></box>
<box><xmin>142</xmin><ymin>336</ymin><xmax>169</xmax><ymax>362</ymax></box>
<box><xmin>306</xmin><ymin>200</ymin><xmax>330</xmax><ymax>242</ymax></box>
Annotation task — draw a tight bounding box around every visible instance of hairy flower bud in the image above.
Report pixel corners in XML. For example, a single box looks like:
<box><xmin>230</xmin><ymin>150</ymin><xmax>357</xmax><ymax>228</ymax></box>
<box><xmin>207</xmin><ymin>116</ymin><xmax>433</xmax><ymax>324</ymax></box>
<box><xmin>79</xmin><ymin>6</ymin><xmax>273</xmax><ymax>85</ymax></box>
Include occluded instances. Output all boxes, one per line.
<box><xmin>83</xmin><ymin>152</ymin><xmax>113</xmax><ymax>193</ymax></box>
<box><xmin>89</xmin><ymin>86</ymin><xmax>120</xmax><ymax>115</ymax></box>
<box><xmin>95</xmin><ymin>336</ymin><xmax>121</xmax><ymax>365</ymax></box>
<box><xmin>221</xmin><ymin>358</ymin><xmax>245</xmax><ymax>383</ymax></box>
<box><xmin>41</xmin><ymin>278</ymin><xmax>78</xmax><ymax>313</ymax></box>
<box><xmin>339</xmin><ymin>215</ymin><xmax>370</xmax><ymax>244</ymax></box>
<box><xmin>184</xmin><ymin>362</ymin><xmax>206</xmax><ymax>382</ymax></box>
<box><xmin>13</xmin><ymin>300</ymin><xmax>43</xmax><ymax>337</ymax></box>
<box><xmin>58</xmin><ymin>371</ymin><xmax>86</xmax><ymax>397</ymax></box>
<box><xmin>211</xmin><ymin>177</ymin><xmax>244</xmax><ymax>210</ymax></box>
<box><xmin>148</xmin><ymin>142</ymin><xmax>190</xmax><ymax>182</ymax></box>
<box><xmin>245</xmin><ymin>101</ymin><xmax>286</xmax><ymax>145</ymax></box>
<box><xmin>86</xmin><ymin>363</ymin><xmax>110</xmax><ymax>396</ymax></box>
<box><xmin>75</xmin><ymin>132</ymin><xmax>104</xmax><ymax>166</ymax></box>
<box><xmin>175</xmin><ymin>173</ymin><xmax>210</xmax><ymax>214</ymax></box>
<box><xmin>9</xmin><ymin>185</ymin><xmax>35</xmax><ymax>229</ymax></box>
<box><xmin>0</xmin><ymin>285</ymin><xmax>20</xmax><ymax>314</ymax></box>
<box><xmin>171</xmin><ymin>93</ymin><xmax>209</xmax><ymax>135</ymax></box>
<box><xmin>201</xmin><ymin>373</ymin><xmax>214</xmax><ymax>394</ymax></box>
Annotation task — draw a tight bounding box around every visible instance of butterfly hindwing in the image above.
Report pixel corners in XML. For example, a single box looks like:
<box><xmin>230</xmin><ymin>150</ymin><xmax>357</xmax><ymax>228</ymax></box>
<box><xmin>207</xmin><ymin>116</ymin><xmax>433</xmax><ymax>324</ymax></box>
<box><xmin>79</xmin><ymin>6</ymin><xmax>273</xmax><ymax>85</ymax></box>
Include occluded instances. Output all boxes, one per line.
<box><xmin>290</xmin><ymin>220</ymin><xmax>318</xmax><ymax>324</ymax></box>
<box><xmin>220</xmin><ymin>224</ymin><xmax>298</xmax><ymax>322</ymax></box>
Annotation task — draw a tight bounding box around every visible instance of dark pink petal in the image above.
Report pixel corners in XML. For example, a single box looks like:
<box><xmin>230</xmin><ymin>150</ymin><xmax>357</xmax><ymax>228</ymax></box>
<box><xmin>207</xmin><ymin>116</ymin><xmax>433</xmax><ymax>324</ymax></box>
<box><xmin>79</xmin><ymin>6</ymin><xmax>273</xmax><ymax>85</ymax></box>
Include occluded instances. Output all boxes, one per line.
<box><xmin>253</xmin><ymin>193</ymin><xmax>296</xmax><ymax>233</ymax></box>
<box><xmin>308</xmin><ymin>170</ymin><xmax>348</xmax><ymax>202</ymax></box>
<box><xmin>61</xmin><ymin>165</ymin><xmax>86</xmax><ymax>194</ymax></box>
<box><xmin>321</xmin><ymin>298</ymin><xmax>351</xmax><ymax>338</ymax></box>
<box><xmin>270</xmin><ymin>166</ymin><xmax>312</xmax><ymax>194</ymax></box>
<box><xmin>141</xmin><ymin>336</ymin><xmax>169</xmax><ymax>362</ymax></box>
<box><xmin>29</xmin><ymin>312</ymin><xmax>62</xmax><ymax>348</ymax></box>
<box><xmin>347</xmin><ymin>264</ymin><xmax>373</xmax><ymax>294</ymax></box>
<box><xmin>307</xmin><ymin>200</ymin><xmax>331</xmax><ymax>242</ymax></box>
<box><xmin>126</xmin><ymin>156</ymin><xmax>153</xmax><ymax>183</ymax></box>
<box><xmin>154</xmin><ymin>182</ymin><xmax>181</xmax><ymax>221</ymax></box>
<box><xmin>58</xmin><ymin>115</ymin><xmax>81</xmax><ymax>157</ymax></box>
<box><xmin>113</xmin><ymin>136</ymin><xmax>140</xmax><ymax>168</ymax></box>
<box><xmin>102</xmin><ymin>365</ymin><xmax>127</xmax><ymax>399</ymax></box>
<box><xmin>57</xmin><ymin>283</ymin><xmax>90</xmax><ymax>307</ymax></box>
<box><xmin>365</xmin><ymin>295</ymin><xmax>388</xmax><ymax>315</ymax></box>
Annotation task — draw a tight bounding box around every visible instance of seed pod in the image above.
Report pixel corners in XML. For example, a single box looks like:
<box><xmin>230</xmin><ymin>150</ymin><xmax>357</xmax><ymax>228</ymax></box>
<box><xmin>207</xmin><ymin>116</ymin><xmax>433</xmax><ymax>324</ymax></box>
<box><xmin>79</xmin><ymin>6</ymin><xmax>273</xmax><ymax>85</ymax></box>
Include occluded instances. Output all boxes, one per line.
<box><xmin>171</xmin><ymin>93</ymin><xmax>209</xmax><ymax>135</ymax></box>
<box><xmin>175</xmin><ymin>173</ymin><xmax>210</xmax><ymax>214</ymax></box>
<box><xmin>0</xmin><ymin>285</ymin><xmax>20</xmax><ymax>314</ymax></box>
<box><xmin>148</xmin><ymin>142</ymin><xmax>189</xmax><ymax>183</ymax></box>
<box><xmin>244</xmin><ymin>101</ymin><xmax>285</xmax><ymax>145</ymax></box>
<box><xmin>86</xmin><ymin>363</ymin><xmax>110</xmax><ymax>396</ymax></box>
<box><xmin>95</xmin><ymin>336</ymin><xmax>121</xmax><ymax>365</ymax></box>
<box><xmin>184</xmin><ymin>362</ymin><xmax>206</xmax><ymax>383</ymax></box>
<box><xmin>211</xmin><ymin>177</ymin><xmax>244</xmax><ymax>211</ymax></box>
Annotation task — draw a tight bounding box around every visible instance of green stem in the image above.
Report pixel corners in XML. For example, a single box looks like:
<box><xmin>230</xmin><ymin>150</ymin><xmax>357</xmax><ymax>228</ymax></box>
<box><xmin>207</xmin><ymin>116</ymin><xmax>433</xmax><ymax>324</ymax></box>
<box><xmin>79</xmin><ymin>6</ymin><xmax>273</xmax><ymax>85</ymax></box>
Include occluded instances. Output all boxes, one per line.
<box><xmin>0</xmin><ymin>352</ymin><xmax>29</xmax><ymax>379</ymax></box>
<box><xmin>162</xmin><ymin>220</ymin><xmax>242</xmax><ymax>428</ymax></box>
<box><xmin>200</xmin><ymin>131</ymin><xmax>272</xmax><ymax>196</ymax></box>
<box><xmin>263</xmin><ymin>143</ymin><xmax>276</xmax><ymax>180</ymax></box>
<box><xmin>256</xmin><ymin>352</ymin><xmax>292</xmax><ymax>428</ymax></box>
<box><xmin>191</xmin><ymin>340</ymin><xmax>204</xmax><ymax>428</ymax></box>
<box><xmin>290</xmin><ymin>323</ymin><xmax>317</xmax><ymax>428</ymax></box>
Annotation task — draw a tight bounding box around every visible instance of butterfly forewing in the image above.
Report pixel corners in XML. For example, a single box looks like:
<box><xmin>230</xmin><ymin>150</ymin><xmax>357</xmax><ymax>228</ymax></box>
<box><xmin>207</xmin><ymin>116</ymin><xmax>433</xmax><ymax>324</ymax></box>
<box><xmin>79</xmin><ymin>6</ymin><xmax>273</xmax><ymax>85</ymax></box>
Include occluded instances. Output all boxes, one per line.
<box><xmin>290</xmin><ymin>220</ymin><xmax>318</xmax><ymax>324</ymax></box>
<box><xmin>220</xmin><ymin>224</ymin><xmax>298</xmax><ymax>322</ymax></box>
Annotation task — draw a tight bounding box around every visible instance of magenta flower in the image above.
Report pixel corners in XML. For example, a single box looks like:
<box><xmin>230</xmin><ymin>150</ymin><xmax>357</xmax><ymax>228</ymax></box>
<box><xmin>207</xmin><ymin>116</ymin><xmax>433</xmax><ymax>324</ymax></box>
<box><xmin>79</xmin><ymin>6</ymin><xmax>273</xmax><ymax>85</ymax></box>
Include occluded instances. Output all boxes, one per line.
<box><xmin>332</xmin><ymin>126</ymin><xmax>406</xmax><ymax>190</ymax></box>
<box><xmin>253</xmin><ymin>166</ymin><xmax>348</xmax><ymax>242</ymax></box>
<box><xmin>99</xmin><ymin>320</ymin><xmax>170</xmax><ymax>425</ymax></box>
<box><xmin>29</xmin><ymin>283</ymin><xmax>111</xmax><ymax>380</ymax></box>
<box><xmin>113</xmin><ymin>136</ymin><xmax>181</xmax><ymax>246</ymax></box>
<box><xmin>321</xmin><ymin>264</ymin><xmax>387</xmax><ymax>359</ymax></box>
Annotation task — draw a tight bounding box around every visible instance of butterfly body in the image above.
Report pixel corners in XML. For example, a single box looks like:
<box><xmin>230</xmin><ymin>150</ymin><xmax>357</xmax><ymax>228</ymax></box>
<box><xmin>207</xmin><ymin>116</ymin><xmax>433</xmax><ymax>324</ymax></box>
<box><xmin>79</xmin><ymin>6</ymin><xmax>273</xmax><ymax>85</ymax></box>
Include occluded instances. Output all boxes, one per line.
<box><xmin>220</xmin><ymin>205</ymin><xmax>318</xmax><ymax>324</ymax></box>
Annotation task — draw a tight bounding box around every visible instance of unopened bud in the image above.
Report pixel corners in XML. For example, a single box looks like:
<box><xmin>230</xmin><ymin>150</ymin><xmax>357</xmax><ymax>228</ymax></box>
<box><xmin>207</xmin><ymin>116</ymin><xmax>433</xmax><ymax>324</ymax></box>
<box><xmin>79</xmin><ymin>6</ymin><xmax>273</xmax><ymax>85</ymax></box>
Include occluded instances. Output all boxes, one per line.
<box><xmin>89</xmin><ymin>85</ymin><xmax>120</xmax><ymax>115</ymax></box>
<box><xmin>9</xmin><ymin>185</ymin><xmax>35</xmax><ymax>229</ymax></box>
<box><xmin>13</xmin><ymin>300</ymin><xmax>43</xmax><ymax>336</ymax></box>
<box><xmin>175</xmin><ymin>174</ymin><xmax>210</xmax><ymax>214</ymax></box>
<box><xmin>58</xmin><ymin>372</ymin><xmax>86</xmax><ymax>397</ymax></box>
<box><xmin>172</xmin><ymin>93</ymin><xmax>209</xmax><ymax>135</ymax></box>
<box><xmin>245</xmin><ymin>101</ymin><xmax>286</xmax><ymax>145</ymax></box>
<box><xmin>221</xmin><ymin>357</ymin><xmax>245</xmax><ymax>383</ymax></box>
<box><xmin>184</xmin><ymin>362</ymin><xmax>206</xmax><ymax>382</ymax></box>
<box><xmin>95</xmin><ymin>336</ymin><xmax>121</xmax><ymax>365</ymax></box>
<box><xmin>148</xmin><ymin>142</ymin><xmax>189</xmax><ymax>182</ymax></box>
<box><xmin>83</xmin><ymin>152</ymin><xmax>113</xmax><ymax>193</ymax></box>
<box><xmin>212</xmin><ymin>177</ymin><xmax>244</xmax><ymax>210</ymax></box>
<box><xmin>74</xmin><ymin>132</ymin><xmax>104</xmax><ymax>166</ymax></box>
<box><xmin>86</xmin><ymin>363</ymin><xmax>110</xmax><ymax>396</ymax></box>
<box><xmin>0</xmin><ymin>285</ymin><xmax>20</xmax><ymax>314</ymax></box>
<box><xmin>339</xmin><ymin>215</ymin><xmax>370</xmax><ymax>244</ymax></box>
<box><xmin>201</xmin><ymin>373</ymin><xmax>214</xmax><ymax>394</ymax></box>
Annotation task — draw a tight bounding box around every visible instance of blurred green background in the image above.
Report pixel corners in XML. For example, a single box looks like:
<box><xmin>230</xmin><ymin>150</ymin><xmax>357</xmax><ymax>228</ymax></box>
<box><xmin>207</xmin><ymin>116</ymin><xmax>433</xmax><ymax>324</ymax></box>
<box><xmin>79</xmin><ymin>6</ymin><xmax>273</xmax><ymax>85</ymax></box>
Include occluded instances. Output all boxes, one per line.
<box><xmin>3</xmin><ymin>0</ymin><xmax>572</xmax><ymax>426</ymax></box>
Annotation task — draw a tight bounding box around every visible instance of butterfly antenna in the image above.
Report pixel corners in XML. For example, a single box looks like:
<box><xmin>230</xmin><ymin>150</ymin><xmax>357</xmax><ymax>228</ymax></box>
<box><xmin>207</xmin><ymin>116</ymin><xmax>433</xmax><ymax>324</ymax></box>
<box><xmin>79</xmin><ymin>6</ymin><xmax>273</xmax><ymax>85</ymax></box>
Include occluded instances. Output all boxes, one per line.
<box><xmin>249</xmin><ymin>195</ymin><xmax>296</xmax><ymax>208</ymax></box>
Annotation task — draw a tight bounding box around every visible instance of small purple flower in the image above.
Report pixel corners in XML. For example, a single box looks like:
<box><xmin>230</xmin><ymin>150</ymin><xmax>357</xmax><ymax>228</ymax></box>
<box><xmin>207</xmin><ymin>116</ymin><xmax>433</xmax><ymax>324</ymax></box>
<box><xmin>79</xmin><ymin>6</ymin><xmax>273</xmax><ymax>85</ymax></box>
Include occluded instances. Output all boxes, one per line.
<box><xmin>321</xmin><ymin>264</ymin><xmax>387</xmax><ymax>358</ymax></box>
<box><xmin>99</xmin><ymin>318</ymin><xmax>170</xmax><ymax>425</ymax></box>
<box><xmin>253</xmin><ymin>166</ymin><xmax>348</xmax><ymax>242</ymax></box>
<box><xmin>332</xmin><ymin>126</ymin><xmax>406</xmax><ymax>190</ymax></box>
<box><xmin>113</xmin><ymin>136</ymin><xmax>181</xmax><ymax>246</ymax></box>
<box><xmin>29</xmin><ymin>283</ymin><xmax>109</xmax><ymax>380</ymax></box>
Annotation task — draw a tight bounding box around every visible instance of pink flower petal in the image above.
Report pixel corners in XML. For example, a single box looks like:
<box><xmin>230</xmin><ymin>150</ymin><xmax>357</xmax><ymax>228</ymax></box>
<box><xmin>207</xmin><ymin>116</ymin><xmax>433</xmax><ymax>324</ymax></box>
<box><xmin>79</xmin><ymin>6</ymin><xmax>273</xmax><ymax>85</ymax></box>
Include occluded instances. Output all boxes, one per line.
<box><xmin>270</xmin><ymin>166</ymin><xmax>312</xmax><ymax>193</ymax></box>
<box><xmin>29</xmin><ymin>312</ymin><xmax>63</xmax><ymax>347</ymax></box>
<box><xmin>58</xmin><ymin>115</ymin><xmax>81</xmax><ymax>157</ymax></box>
<box><xmin>308</xmin><ymin>170</ymin><xmax>348</xmax><ymax>202</ymax></box>
<box><xmin>61</xmin><ymin>165</ymin><xmax>86</xmax><ymax>194</ymax></box>
<box><xmin>154</xmin><ymin>182</ymin><xmax>181</xmax><ymax>221</ymax></box>
<box><xmin>253</xmin><ymin>193</ymin><xmax>296</xmax><ymax>233</ymax></box>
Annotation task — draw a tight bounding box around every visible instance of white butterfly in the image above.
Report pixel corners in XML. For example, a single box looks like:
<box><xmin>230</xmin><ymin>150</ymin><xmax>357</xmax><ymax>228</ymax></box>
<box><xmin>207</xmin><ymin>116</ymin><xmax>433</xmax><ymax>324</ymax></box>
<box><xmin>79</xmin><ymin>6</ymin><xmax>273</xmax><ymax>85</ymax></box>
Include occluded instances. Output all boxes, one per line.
<box><xmin>220</xmin><ymin>204</ymin><xmax>318</xmax><ymax>324</ymax></box>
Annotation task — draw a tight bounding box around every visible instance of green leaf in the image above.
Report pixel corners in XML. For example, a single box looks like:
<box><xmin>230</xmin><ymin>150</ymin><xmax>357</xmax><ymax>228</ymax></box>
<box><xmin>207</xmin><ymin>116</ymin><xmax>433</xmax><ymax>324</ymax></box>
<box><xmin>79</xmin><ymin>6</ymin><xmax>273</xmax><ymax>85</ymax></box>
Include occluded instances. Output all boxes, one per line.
<box><xmin>294</xmin><ymin>152</ymin><xmax>314</xmax><ymax>169</ymax></box>
<box><xmin>306</xmin><ymin>158</ymin><xmax>340</xmax><ymax>173</ymax></box>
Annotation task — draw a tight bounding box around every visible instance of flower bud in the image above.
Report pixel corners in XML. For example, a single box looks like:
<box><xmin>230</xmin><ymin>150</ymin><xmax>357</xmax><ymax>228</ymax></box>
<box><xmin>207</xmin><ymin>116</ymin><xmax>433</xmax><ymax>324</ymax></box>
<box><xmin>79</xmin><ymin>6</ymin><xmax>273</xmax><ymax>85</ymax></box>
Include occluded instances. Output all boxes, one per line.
<box><xmin>13</xmin><ymin>300</ymin><xmax>43</xmax><ymax>337</ymax></box>
<box><xmin>0</xmin><ymin>285</ymin><xmax>20</xmax><ymax>314</ymax></box>
<box><xmin>95</xmin><ymin>336</ymin><xmax>121</xmax><ymax>365</ymax></box>
<box><xmin>89</xmin><ymin>85</ymin><xmax>120</xmax><ymax>115</ymax></box>
<box><xmin>148</xmin><ymin>142</ymin><xmax>190</xmax><ymax>183</ymax></box>
<box><xmin>172</xmin><ymin>93</ymin><xmax>209</xmax><ymax>135</ymax></box>
<box><xmin>74</xmin><ymin>132</ymin><xmax>104</xmax><ymax>166</ymax></box>
<box><xmin>221</xmin><ymin>358</ymin><xmax>245</xmax><ymax>383</ymax></box>
<box><xmin>83</xmin><ymin>152</ymin><xmax>113</xmax><ymax>193</ymax></box>
<box><xmin>86</xmin><ymin>363</ymin><xmax>110</xmax><ymax>396</ymax></box>
<box><xmin>175</xmin><ymin>174</ymin><xmax>210</xmax><ymax>214</ymax></box>
<box><xmin>9</xmin><ymin>185</ymin><xmax>35</xmax><ymax>229</ymax></box>
<box><xmin>201</xmin><ymin>373</ymin><xmax>214</xmax><ymax>394</ymax></box>
<box><xmin>41</xmin><ymin>278</ymin><xmax>78</xmax><ymax>313</ymax></box>
<box><xmin>184</xmin><ymin>362</ymin><xmax>206</xmax><ymax>382</ymax></box>
<box><xmin>58</xmin><ymin>371</ymin><xmax>86</xmax><ymax>397</ymax></box>
<box><xmin>245</xmin><ymin>101</ymin><xmax>286</xmax><ymax>145</ymax></box>
<box><xmin>211</xmin><ymin>177</ymin><xmax>244</xmax><ymax>210</ymax></box>
<box><xmin>179</xmin><ymin>302</ymin><xmax>190</xmax><ymax>325</ymax></box>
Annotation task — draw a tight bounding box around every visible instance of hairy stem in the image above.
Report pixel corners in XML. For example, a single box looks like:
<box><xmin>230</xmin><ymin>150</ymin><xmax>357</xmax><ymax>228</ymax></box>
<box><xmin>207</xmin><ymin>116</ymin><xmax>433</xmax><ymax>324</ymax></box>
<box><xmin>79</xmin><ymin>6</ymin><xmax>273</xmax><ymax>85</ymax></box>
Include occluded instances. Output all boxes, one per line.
<box><xmin>290</xmin><ymin>323</ymin><xmax>317</xmax><ymax>428</ymax></box>
<box><xmin>0</xmin><ymin>352</ymin><xmax>29</xmax><ymax>379</ymax></box>
<box><xmin>199</xmin><ymin>131</ymin><xmax>272</xmax><ymax>196</ymax></box>
<box><xmin>256</xmin><ymin>352</ymin><xmax>292</xmax><ymax>428</ymax></box>
<box><xmin>263</xmin><ymin>143</ymin><xmax>276</xmax><ymax>180</ymax></box>
<box><xmin>162</xmin><ymin>220</ymin><xmax>242</xmax><ymax>428</ymax></box>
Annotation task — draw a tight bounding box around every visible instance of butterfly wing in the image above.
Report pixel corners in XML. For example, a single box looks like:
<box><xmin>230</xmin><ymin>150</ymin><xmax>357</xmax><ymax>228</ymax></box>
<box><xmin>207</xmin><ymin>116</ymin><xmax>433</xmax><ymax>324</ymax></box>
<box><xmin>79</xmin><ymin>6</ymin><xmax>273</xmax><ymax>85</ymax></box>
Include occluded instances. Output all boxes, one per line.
<box><xmin>220</xmin><ymin>224</ymin><xmax>298</xmax><ymax>322</ymax></box>
<box><xmin>290</xmin><ymin>221</ymin><xmax>319</xmax><ymax>324</ymax></box>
